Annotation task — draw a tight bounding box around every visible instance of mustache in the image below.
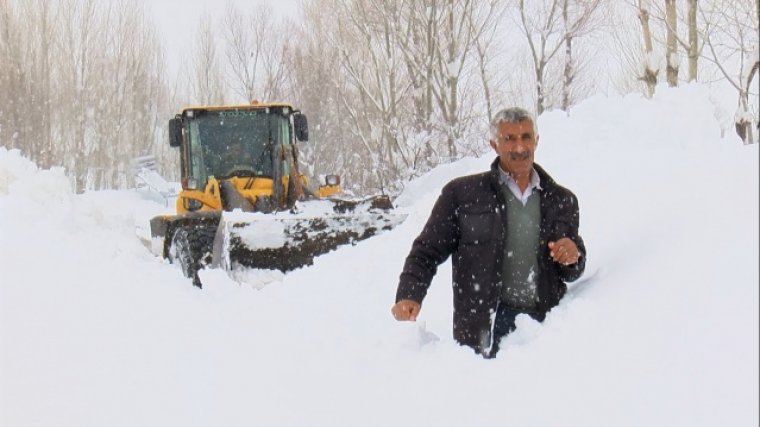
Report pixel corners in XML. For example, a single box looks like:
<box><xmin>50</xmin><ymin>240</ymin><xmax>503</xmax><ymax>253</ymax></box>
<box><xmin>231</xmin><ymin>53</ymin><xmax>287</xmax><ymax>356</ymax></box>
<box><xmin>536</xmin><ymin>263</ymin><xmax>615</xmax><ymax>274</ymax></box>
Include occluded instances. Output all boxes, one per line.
<box><xmin>507</xmin><ymin>151</ymin><xmax>531</xmax><ymax>161</ymax></box>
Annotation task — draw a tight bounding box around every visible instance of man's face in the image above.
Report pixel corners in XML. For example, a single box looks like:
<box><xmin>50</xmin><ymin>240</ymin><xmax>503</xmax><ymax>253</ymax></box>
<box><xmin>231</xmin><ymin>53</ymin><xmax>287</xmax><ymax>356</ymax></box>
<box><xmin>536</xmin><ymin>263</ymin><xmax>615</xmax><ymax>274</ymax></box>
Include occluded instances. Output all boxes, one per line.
<box><xmin>489</xmin><ymin>119</ymin><xmax>538</xmax><ymax>177</ymax></box>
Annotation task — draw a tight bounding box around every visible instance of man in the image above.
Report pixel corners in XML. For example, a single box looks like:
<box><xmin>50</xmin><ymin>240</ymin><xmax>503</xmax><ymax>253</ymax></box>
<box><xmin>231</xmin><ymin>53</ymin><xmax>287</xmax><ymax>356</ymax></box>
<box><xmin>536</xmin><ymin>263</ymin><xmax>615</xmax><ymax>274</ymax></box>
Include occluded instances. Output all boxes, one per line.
<box><xmin>220</xmin><ymin>143</ymin><xmax>256</xmax><ymax>176</ymax></box>
<box><xmin>391</xmin><ymin>107</ymin><xmax>586</xmax><ymax>357</ymax></box>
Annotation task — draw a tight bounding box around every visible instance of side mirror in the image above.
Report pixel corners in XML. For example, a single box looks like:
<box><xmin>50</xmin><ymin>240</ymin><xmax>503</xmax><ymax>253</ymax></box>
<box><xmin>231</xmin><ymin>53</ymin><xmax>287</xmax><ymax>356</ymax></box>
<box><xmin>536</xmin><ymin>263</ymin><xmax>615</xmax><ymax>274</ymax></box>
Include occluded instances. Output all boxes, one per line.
<box><xmin>169</xmin><ymin>117</ymin><xmax>182</xmax><ymax>147</ymax></box>
<box><xmin>324</xmin><ymin>174</ymin><xmax>340</xmax><ymax>186</ymax></box>
<box><xmin>318</xmin><ymin>174</ymin><xmax>342</xmax><ymax>198</ymax></box>
<box><xmin>294</xmin><ymin>113</ymin><xmax>308</xmax><ymax>142</ymax></box>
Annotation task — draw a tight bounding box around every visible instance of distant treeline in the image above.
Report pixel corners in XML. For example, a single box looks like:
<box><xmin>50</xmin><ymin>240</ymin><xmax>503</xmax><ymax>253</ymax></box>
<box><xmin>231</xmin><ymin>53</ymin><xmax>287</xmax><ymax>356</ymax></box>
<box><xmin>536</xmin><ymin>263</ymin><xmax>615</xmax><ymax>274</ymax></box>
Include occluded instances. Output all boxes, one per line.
<box><xmin>1</xmin><ymin>0</ymin><xmax>756</xmax><ymax>194</ymax></box>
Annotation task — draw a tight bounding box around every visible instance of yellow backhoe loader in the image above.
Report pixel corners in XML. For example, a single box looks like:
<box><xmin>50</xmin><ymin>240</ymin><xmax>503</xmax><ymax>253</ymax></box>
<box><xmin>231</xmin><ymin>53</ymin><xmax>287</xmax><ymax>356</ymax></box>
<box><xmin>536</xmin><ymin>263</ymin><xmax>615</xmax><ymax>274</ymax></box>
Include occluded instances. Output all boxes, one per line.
<box><xmin>148</xmin><ymin>101</ymin><xmax>405</xmax><ymax>287</ymax></box>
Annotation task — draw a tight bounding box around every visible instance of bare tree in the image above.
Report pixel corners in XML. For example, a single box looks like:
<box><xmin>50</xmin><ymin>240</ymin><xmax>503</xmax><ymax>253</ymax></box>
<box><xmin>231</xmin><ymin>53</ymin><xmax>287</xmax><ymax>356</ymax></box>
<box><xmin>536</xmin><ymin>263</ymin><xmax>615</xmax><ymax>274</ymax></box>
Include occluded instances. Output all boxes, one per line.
<box><xmin>96</xmin><ymin>1</ymin><xmax>169</xmax><ymax>189</ymax></box>
<box><xmin>397</xmin><ymin>0</ymin><xmax>505</xmax><ymax>162</ymax></box>
<box><xmin>305</xmin><ymin>0</ymin><xmax>503</xmax><ymax>194</ymax></box>
<box><xmin>636</xmin><ymin>0</ymin><xmax>659</xmax><ymax>97</ymax></box>
<box><xmin>435</xmin><ymin>0</ymin><xmax>472</xmax><ymax>158</ymax></box>
<box><xmin>619</xmin><ymin>0</ymin><xmax>704</xmax><ymax>96</ymax></box>
<box><xmin>515</xmin><ymin>0</ymin><xmax>603</xmax><ymax>114</ymax></box>
<box><xmin>285</xmin><ymin>0</ymin><xmax>355</xmax><ymax>189</ymax></box>
<box><xmin>397</xmin><ymin>0</ymin><xmax>436</xmax><ymax>134</ymax></box>
<box><xmin>469</xmin><ymin>0</ymin><xmax>505</xmax><ymax>121</ymax></box>
<box><xmin>562</xmin><ymin>0</ymin><xmax>574</xmax><ymax>111</ymax></box>
<box><xmin>57</xmin><ymin>0</ymin><xmax>103</xmax><ymax>192</ymax></box>
<box><xmin>191</xmin><ymin>15</ymin><xmax>226</xmax><ymax>105</ymax></box>
<box><xmin>432</xmin><ymin>0</ymin><xmax>504</xmax><ymax>157</ymax></box>
<box><xmin>0</xmin><ymin>0</ymin><xmax>27</xmax><ymax>151</ymax></box>
<box><xmin>686</xmin><ymin>0</ymin><xmax>699</xmax><ymax>81</ymax></box>
<box><xmin>24</xmin><ymin>0</ymin><xmax>55</xmax><ymax>167</ymax></box>
<box><xmin>656</xmin><ymin>0</ymin><xmax>704</xmax><ymax>82</ymax></box>
<box><xmin>0</xmin><ymin>0</ymin><xmax>57</xmax><ymax>167</ymax></box>
<box><xmin>222</xmin><ymin>2</ymin><xmax>288</xmax><ymax>103</ymax></box>
<box><xmin>561</xmin><ymin>0</ymin><xmax>604</xmax><ymax>111</ymax></box>
<box><xmin>332</xmin><ymin>0</ymin><xmax>410</xmax><ymax>194</ymax></box>
<box><xmin>664</xmin><ymin>0</ymin><xmax>679</xmax><ymax>86</ymax></box>
<box><xmin>1</xmin><ymin>0</ymin><xmax>170</xmax><ymax>191</ymax></box>
<box><xmin>701</xmin><ymin>0</ymin><xmax>759</xmax><ymax>143</ymax></box>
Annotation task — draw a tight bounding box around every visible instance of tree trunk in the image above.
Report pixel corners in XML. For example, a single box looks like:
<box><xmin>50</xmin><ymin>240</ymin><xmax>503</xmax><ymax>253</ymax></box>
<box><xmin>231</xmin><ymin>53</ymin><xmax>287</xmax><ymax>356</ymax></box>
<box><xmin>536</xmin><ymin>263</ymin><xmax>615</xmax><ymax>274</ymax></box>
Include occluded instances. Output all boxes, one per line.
<box><xmin>446</xmin><ymin>0</ymin><xmax>458</xmax><ymax>158</ymax></box>
<box><xmin>536</xmin><ymin>61</ymin><xmax>545</xmax><ymax>115</ymax></box>
<box><xmin>736</xmin><ymin>60</ymin><xmax>759</xmax><ymax>144</ymax></box>
<box><xmin>426</xmin><ymin>0</ymin><xmax>435</xmax><ymax>129</ymax></box>
<box><xmin>687</xmin><ymin>0</ymin><xmax>698</xmax><ymax>81</ymax></box>
<box><xmin>638</xmin><ymin>0</ymin><xmax>657</xmax><ymax>97</ymax></box>
<box><xmin>562</xmin><ymin>0</ymin><xmax>573</xmax><ymax>112</ymax></box>
<box><xmin>665</xmin><ymin>0</ymin><xmax>678</xmax><ymax>87</ymax></box>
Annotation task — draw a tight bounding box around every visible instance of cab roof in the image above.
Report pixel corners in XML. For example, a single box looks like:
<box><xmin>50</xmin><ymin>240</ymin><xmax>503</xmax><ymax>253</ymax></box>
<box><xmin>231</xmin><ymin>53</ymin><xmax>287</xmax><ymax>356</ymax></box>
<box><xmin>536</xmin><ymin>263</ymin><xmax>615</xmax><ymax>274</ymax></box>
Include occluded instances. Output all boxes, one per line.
<box><xmin>179</xmin><ymin>101</ymin><xmax>295</xmax><ymax>115</ymax></box>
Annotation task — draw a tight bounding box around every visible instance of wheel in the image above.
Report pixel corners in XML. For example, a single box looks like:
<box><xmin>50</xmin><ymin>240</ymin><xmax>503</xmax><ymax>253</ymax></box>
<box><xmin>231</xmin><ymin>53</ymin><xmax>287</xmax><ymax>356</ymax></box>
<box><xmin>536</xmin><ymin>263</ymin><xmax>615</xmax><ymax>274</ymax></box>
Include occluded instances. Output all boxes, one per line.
<box><xmin>169</xmin><ymin>223</ymin><xmax>216</xmax><ymax>288</ymax></box>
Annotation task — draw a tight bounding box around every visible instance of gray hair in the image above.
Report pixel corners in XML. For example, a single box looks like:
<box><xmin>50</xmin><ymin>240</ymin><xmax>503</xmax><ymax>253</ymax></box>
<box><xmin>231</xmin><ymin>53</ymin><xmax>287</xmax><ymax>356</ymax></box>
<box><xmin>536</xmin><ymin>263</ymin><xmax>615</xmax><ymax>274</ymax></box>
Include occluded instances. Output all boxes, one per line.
<box><xmin>489</xmin><ymin>107</ymin><xmax>537</xmax><ymax>139</ymax></box>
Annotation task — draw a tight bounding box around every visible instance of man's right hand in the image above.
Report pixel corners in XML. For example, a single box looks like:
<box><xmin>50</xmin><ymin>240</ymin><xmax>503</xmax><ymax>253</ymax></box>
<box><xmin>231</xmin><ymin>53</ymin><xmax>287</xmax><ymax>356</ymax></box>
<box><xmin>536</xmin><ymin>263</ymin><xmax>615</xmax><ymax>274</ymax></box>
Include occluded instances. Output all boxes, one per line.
<box><xmin>391</xmin><ymin>299</ymin><xmax>421</xmax><ymax>321</ymax></box>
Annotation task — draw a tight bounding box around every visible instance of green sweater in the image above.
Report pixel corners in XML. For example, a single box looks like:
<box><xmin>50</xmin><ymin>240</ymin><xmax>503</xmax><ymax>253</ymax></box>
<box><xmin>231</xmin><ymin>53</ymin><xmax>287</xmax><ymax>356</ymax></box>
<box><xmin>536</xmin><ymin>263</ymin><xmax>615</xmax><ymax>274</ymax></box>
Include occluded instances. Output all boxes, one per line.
<box><xmin>500</xmin><ymin>187</ymin><xmax>541</xmax><ymax>311</ymax></box>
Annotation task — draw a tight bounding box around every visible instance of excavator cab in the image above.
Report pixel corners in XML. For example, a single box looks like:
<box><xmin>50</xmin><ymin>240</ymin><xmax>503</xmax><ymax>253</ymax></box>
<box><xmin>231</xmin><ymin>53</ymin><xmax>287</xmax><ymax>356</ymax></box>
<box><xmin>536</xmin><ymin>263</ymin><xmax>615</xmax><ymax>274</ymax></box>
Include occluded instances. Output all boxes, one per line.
<box><xmin>168</xmin><ymin>105</ymin><xmax>331</xmax><ymax>213</ymax></box>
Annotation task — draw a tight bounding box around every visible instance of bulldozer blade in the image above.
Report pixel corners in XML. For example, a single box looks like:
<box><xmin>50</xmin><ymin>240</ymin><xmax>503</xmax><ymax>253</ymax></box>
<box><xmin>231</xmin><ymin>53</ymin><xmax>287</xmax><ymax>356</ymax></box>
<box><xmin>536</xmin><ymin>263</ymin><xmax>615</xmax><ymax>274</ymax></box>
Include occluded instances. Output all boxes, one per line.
<box><xmin>211</xmin><ymin>198</ymin><xmax>406</xmax><ymax>273</ymax></box>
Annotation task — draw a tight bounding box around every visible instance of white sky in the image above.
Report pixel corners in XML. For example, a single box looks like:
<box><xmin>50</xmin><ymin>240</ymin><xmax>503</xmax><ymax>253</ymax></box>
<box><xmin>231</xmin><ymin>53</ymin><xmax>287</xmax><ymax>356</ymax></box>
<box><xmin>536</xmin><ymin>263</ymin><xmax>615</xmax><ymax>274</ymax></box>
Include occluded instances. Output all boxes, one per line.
<box><xmin>146</xmin><ymin>0</ymin><xmax>301</xmax><ymax>75</ymax></box>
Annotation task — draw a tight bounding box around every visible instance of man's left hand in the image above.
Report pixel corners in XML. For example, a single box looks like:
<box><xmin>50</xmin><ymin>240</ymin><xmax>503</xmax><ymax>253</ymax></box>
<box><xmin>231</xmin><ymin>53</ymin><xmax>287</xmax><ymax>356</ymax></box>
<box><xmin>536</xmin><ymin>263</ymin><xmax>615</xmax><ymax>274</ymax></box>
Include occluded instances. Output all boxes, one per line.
<box><xmin>548</xmin><ymin>238</ymin><xmax>580</xmax><ymax>266</ymax></box>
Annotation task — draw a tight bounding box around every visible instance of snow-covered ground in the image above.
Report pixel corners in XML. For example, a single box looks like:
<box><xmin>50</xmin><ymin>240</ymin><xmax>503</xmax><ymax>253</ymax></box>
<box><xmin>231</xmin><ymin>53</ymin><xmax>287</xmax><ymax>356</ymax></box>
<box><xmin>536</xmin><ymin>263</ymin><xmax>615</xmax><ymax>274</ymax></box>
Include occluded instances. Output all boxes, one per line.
<box><xmin>1</xmin><ymin>83</ymin><xmax>757</xmax><ymax>426</ymax></box>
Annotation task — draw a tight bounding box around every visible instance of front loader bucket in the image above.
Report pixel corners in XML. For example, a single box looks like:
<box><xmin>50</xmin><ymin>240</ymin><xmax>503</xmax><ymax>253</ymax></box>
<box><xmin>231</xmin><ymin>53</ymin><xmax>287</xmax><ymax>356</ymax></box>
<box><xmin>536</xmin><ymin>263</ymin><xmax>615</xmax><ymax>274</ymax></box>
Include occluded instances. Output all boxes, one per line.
<box><xmin>212</xmin><ymin>197</ymin><xmax>406</xmax><ymax>272</ymax></box>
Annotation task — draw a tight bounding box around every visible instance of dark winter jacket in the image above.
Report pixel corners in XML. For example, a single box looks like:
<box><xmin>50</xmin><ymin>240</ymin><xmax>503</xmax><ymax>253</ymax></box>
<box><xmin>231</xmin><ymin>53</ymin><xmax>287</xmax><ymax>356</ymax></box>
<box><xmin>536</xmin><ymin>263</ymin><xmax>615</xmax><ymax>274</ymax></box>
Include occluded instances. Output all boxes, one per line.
<box><xmin>396</xmin><ymin>158</ymin><xmax>586</xmax><ymax>353</ymax></box>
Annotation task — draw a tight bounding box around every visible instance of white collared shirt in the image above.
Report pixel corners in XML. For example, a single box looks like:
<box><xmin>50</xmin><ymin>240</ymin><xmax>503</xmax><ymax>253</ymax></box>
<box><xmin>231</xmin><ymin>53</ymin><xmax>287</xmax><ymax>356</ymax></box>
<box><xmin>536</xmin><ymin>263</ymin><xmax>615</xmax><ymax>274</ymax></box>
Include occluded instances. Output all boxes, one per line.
<box><xmin>498</xmin><ymin>166</ymin><xmax>542</xmax><ymax>206</ymax></box>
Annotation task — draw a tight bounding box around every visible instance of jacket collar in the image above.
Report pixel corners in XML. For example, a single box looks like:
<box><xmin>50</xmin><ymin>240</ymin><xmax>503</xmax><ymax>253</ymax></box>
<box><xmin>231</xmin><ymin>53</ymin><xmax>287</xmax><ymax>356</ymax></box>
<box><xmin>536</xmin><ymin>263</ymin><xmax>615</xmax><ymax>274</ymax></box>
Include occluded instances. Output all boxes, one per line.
<box><xmin>489</xmin><ymin>157</ymin><xmax>556</xmax><ymax>190</ymax></box>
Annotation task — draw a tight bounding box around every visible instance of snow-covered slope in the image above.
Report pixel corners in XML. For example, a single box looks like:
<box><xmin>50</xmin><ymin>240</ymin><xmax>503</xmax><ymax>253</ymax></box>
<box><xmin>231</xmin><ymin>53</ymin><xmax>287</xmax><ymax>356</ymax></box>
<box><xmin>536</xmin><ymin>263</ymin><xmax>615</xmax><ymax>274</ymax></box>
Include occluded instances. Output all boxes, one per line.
<box><xmin>1</xmin><ymin>84</ymin><xmax>757</xmax><ymax>427</ymax></box>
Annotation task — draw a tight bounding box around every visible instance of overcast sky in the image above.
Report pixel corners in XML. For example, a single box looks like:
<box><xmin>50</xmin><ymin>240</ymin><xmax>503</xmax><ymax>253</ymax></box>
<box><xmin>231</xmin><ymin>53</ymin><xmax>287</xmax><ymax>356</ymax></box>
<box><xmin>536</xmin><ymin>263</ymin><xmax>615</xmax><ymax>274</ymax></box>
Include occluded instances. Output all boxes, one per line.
<box><xmin>146</xmin><ymin>0</ymin><xmax>301</xmax><ymax>76</ymax></box>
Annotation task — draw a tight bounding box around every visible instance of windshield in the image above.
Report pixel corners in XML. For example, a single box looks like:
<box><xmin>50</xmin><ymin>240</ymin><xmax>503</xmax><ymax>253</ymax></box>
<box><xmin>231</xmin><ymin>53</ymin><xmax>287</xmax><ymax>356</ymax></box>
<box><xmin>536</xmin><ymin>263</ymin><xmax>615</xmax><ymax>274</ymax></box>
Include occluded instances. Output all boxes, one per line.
<box><xmin>184</xmin><ymin>109</ymin><xmax>290</xmax><ymax>182</ymax></box>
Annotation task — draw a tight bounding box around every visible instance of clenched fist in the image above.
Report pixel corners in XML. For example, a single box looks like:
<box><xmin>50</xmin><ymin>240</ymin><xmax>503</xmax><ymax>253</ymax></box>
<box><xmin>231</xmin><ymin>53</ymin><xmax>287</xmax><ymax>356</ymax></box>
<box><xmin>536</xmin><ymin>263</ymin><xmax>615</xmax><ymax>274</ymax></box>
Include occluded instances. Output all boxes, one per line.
<box><xmin>391</xmin><ymin>299</ymin><xmax>421</xmax><ymax>321</ymax></box>
<box><xmin>548</xmin><ymin>237</ymin><xmax>580</xmax><ymax>266</ymax></box>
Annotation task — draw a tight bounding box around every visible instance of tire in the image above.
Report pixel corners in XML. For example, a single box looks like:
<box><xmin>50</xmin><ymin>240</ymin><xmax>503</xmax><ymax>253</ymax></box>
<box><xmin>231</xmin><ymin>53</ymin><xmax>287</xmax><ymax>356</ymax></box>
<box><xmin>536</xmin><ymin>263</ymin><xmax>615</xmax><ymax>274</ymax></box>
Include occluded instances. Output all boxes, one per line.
<box><xmin>169</xmin><ymin>223</ymin><xmax>216</xmax><ymax>288</ymax></box>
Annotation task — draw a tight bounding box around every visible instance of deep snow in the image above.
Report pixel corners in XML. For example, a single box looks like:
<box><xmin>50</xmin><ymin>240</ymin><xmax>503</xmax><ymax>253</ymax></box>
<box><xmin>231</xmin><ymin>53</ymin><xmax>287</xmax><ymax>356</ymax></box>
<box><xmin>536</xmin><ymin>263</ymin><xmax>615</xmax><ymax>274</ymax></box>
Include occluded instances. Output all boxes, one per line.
<box><xmin>1</xmin><ymin>83</ymin><xmax>758</xmax><ymax>426</ymax></box>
